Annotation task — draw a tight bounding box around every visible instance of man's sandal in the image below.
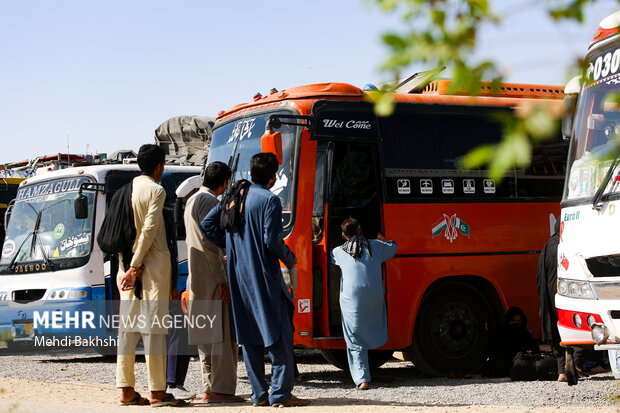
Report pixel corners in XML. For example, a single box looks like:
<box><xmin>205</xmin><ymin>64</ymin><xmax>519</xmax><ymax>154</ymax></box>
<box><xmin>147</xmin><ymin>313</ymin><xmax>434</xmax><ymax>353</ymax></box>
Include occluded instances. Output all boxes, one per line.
<box><xmin>271</xmin><ymin>395</ymin><xmax>310</xmax><ymax>407</ymax></box>
<box><xmin>150</xmin><ymin>393</ymin><xmax>188</xmax><ymax>408</ymax></box>
<box><xmin>120</xmin><ymin>392</ymin><xmax>150</xmax><ymax>406</ymax></box>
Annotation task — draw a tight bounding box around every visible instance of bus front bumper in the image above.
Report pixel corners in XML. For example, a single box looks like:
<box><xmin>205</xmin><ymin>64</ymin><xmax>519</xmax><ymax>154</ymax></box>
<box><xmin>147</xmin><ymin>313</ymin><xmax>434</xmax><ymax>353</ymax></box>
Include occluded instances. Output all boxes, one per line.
<box><xmin>556</xmin><ymin>293</ymin><xmax>620</xmax><ymax>347</ymax></box>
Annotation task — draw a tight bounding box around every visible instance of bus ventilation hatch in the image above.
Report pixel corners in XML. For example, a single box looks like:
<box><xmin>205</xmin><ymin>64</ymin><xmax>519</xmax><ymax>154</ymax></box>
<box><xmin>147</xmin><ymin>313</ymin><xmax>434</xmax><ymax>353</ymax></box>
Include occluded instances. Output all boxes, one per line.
<box><xmin>586</xmin><ymin>257</ymin><xmax>620</xmax><ymax>277</ymax></box>
<box><xmin>13</xmin><ymin>289</ymin><xmax>46</xmax><ymax>303</ymax></box>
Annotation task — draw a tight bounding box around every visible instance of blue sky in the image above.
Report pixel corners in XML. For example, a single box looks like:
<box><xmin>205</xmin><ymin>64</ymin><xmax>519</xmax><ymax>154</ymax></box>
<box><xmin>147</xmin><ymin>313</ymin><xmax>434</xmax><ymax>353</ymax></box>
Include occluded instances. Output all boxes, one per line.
<box><xmin>0</xmin><ymin>0</ymin><xmax>618</xmax><ymax>164</ymax></box>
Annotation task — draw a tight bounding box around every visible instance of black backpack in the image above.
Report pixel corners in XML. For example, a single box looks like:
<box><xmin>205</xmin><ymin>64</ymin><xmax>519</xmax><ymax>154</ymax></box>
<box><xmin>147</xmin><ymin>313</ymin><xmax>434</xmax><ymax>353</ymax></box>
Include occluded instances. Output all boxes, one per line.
<box><xmin>219</xmin><ymin>179</ymin><xmax>251</xmax><ymax>233</ymax></box>
<box><xmin>97</xmin><ymin>181</ymin><xmax>136</xmax><ymax>254</ymax></box>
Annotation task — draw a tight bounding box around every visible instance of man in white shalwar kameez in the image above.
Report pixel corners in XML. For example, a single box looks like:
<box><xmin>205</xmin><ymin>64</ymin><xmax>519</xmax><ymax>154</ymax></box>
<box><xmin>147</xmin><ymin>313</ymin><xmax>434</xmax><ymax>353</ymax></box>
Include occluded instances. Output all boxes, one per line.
<box><xmin>117</xmin><ymin>144</ymin><xmax>185</xmax><ymax>407</ymax></box>
<box><xmin>185</xmin><ymin>161</ymin><xmax>244</xmax><ymax>403</ymax></box>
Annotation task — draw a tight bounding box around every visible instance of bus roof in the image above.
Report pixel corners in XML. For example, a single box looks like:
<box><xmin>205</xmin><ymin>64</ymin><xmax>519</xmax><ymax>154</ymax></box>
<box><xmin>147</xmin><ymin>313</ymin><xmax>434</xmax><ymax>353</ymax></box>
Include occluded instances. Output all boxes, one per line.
<box><xmin>216</xmin><ymin>81</ymin><xmax>565</xmax><ymax>122</ymax></box>
<box><xmin>17</xmin><ymin>164</ymin><xmax>201</xmax><ymax>187</ymax></box>
<box><xmin>591</xmin><ymin>10</ymin><xmax>620</xmax><ymax>46</ymax></box>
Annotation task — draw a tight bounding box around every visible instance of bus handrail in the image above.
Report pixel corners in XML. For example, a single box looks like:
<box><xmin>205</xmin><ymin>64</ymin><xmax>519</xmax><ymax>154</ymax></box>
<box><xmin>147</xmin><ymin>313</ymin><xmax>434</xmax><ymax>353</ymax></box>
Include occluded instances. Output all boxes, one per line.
<box><xmin>78</xmin><ymin>182</ymin><xmax>105</xmax><ymax>195</ymax></box>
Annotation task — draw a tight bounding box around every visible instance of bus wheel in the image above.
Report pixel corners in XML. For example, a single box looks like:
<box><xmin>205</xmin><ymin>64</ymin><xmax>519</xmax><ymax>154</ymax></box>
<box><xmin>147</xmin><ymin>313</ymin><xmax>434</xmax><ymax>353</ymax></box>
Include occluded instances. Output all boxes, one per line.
<box><xmin>320</xmin><ymin>349</ymin><xmax>394</xmax><ymax>370</ymax></box>
<box><xmin>406</xmin><ymin>281</ymin><xmax>492</xmax><ymax>377</ymax></box>
<box><xmin>7</xmin><ymin>340</ymin><xmax>34</xmax><ymax>352</ymax></box>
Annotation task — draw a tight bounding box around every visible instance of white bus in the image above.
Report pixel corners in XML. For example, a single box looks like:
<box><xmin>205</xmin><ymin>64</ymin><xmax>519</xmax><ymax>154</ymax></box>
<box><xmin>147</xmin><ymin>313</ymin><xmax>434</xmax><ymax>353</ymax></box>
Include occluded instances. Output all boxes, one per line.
<box><xmin>556</xmin><ymin>10</ymin><xmax>620</xmax><ymax>350</ymax></box>
<box><xmin>0</xmin><ymin>164</ymin><xmax>200</xmax><ymax>347</ymax></box>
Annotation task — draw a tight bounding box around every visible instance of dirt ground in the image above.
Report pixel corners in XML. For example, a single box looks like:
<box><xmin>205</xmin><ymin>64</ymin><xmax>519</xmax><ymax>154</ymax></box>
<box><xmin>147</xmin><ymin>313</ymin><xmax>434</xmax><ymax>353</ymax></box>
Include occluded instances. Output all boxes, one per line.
<box><xmin>0</xmin><ymin>378</ymin><xmax>617</xmax><ymax>413</ymax></box>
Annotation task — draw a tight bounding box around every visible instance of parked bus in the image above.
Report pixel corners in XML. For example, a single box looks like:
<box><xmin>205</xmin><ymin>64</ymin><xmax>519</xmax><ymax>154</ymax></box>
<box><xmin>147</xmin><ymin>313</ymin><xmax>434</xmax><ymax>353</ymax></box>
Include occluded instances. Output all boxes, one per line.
<box><xmin>555</xmin><ymin>11</ymin><xmax>620</xmax><ymax>351</ymax></box>
<box><xmin>0</xmin><ymin>165</ymin><xmax>200</xmax><ymax>348</ymax></box>
<box><xmin>206</xmin><ymin>79</ymin><xmax>568</xmax><ymax>376</ymax></box>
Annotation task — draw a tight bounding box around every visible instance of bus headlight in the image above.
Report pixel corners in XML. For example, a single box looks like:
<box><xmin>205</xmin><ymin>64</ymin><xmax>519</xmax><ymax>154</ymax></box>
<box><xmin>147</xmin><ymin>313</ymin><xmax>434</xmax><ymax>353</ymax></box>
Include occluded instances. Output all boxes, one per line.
<box><xmin>67</xmin><ymin>290</ymin><xmax>89</xmax><ymax>299</ymax></box>
<box><xmin>591</xmin><ymin>323</ymin><xmax>610</xmax><ymax>344</ymax></box>
<box><xmin>581</xmin><ymin>283</ymin><xmax>594</xmax><ymax>298</ymax></box>
<box><xmin>557</xmin><ymin>279</ymin><xmax>596</xmax><ymax>299</ymax></box>
<box><xmin>573</xmin><ymin>313</ymin><xmax>582</xmax><ymax>328</ymax></box>
<box><xmin>587</xmin><ymin>315</ymin><xmax>596</xmax><ymax>328</ymax></box>
<box><xmin>0</xmin><ymin>292</ymin><xmax>9</xmax><ymax>304</ymax></box>
<box><xmin>48</xmin><ymin>288</ymin><xmax>90</xmax><ymax>300</ymax></box>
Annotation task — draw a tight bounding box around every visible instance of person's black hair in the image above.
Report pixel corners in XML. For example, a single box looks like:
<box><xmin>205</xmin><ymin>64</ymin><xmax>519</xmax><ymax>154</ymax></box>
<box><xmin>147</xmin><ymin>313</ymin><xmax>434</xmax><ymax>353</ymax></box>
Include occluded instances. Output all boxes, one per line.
<box><xmin>341</xmin><ymin>217</ymin><xmax>361</xmax><ymax>239</ymax></box>
<box><xmin>250</xmin><ymin>152</ymin><xmax>279</xmax><ymax>186</ymax></box>
<box><xmin>203</xmin><ymin>161</ymin><xmax>232</xmax><ymax>190</ymax></box>
<box><xmin>504</xmin><ymin>306</ymin><xmax>528</xmax><ymax>327</ymax></box>
<box><xmin>137</xmin><ymin>144</ymin><xmax>165</xmax><ymax>175</ymax></box>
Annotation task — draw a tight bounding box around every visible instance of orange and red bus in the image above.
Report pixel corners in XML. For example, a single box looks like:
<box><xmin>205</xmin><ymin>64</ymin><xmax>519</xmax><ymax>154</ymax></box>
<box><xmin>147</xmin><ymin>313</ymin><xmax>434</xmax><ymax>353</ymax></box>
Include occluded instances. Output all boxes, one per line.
<box><xmin>206</xmin><ymin>79</ymin><xmax>568</xmax><ymax>376</ymax></box>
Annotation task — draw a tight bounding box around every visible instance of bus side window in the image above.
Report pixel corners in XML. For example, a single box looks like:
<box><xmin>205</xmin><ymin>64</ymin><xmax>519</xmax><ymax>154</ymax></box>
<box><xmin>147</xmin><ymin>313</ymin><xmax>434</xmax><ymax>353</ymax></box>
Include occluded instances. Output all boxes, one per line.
<box><xmin>379</xmin><ymin>108</ymin><xmax>522</xmax><ymax>200</ymax></box>
<box><xmin>517</xmin><ymin>138</ymin><xmax>568</xmax><ymax>199</ymax></box>
<box><xmin>381</xmin><ymin>111</ymin><xmax>503</xmax><ymax>171</ymax></box>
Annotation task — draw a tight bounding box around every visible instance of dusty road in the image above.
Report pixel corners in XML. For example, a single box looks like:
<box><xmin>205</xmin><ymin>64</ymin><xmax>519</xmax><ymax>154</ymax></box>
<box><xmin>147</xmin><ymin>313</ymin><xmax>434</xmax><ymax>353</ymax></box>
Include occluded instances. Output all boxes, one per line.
<box><xmin>0</xmin><ymin>349</ymin><xmax>619</xmax><ymax>412</ymax></box>
<box><xmin>0</xmin><ymin>378</ymin><xmax>618</xmax><ymax>413</ymax></box>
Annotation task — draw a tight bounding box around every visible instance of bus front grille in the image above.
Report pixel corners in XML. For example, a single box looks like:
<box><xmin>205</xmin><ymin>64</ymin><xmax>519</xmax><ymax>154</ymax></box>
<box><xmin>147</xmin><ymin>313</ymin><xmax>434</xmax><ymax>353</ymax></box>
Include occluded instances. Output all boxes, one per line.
<box><xmin>13</xmin><ymin>289</ymin><xmax>46</xmax><ymax>303</ymax></box>
<box><xmin>586</xmin><ymin>257</ymin><xmax>620</xmax><ymax>277</ymax></box>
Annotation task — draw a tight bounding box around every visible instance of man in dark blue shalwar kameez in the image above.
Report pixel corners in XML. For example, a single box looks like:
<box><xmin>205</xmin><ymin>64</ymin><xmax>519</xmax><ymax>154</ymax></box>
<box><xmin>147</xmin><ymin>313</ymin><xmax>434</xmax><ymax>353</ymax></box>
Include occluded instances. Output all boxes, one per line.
<box><xmin>201</xmin><ymin>152</ymin><xmax>309</xmax><ymax>407</ymax></box>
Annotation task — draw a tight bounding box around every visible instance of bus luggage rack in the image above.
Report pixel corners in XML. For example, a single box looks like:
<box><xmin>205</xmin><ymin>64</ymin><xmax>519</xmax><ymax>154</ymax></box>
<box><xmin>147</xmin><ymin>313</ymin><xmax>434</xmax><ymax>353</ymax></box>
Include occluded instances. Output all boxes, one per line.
<box><xmin>13</xmin><ymin>289</ymin><xmax>46</xmax><ymax>303</ymax></box>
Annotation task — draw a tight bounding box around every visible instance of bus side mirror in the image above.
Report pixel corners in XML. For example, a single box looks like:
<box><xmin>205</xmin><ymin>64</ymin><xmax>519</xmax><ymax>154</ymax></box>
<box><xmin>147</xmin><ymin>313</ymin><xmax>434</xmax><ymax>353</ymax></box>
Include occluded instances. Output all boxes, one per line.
<box><xmin>74</xmin><ymin>194</ymin><xmax>88</xmax><ymax>219</ymax></box>
<box><xmin>261</xmin><ymin>129</ymin><xmax>283</xmax><ymax>164</ymax></box>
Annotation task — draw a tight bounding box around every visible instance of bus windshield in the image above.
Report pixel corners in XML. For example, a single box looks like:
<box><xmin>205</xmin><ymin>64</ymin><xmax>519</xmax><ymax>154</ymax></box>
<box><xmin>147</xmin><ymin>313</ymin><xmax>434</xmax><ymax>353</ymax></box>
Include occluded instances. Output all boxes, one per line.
<box><xmin>0</xmin><ymin>176</ymin><xmax>95</xmax><ymax>273</ymax></box>
<box><xmin>565</xmin><ymin>43</ymin><xmax>620</xmax><ymax>201</ymax></box>
<box><xmin>208</xmin><ymin>110</ymin><xmax>299</xmax><ymax>228</ymax></box>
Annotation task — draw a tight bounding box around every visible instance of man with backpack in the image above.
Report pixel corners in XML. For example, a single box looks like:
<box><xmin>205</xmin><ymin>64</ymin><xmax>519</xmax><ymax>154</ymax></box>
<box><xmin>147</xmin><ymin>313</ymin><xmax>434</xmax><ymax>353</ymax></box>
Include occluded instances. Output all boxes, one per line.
<box><xmin>202</xmin><ymin>153</ymin><xmax>309</xmax><ymax>407</ymax></box>
<box><xmin>115</xmin><ymin>144</ymin><xmax>185</xmax><ymax>407</ymax></box>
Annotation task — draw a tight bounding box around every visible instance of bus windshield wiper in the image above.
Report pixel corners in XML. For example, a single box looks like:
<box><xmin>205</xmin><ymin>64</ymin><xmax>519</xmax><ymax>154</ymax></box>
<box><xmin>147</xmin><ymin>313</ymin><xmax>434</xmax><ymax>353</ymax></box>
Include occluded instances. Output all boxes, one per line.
<box><xmin>227</xmin><ymin>140</ymin><xmax>241</xmax><ymax>187</ymax></box>
<box><xmin>31</xmin><ymin>210</ymin><xmax>55</xmax><ymax>272</ymax></box>
<box><xmin>8</xmin><ymin>231</ymin><xmax>33</xmax><ymax>271</ymax></box>
<box><xmin>8</xmin><ymin>209</ymin><xmax>55</xmax><ymax>272</ymax></box>
<box><xmin>7</xmin><ymin>199</ymin><xmax>68</xmax><ymax>271</ymax></box>
<box><xmin>593</xmin><ymin>151</ymin><xmax>620</xmax><ymax>210</ymax></box>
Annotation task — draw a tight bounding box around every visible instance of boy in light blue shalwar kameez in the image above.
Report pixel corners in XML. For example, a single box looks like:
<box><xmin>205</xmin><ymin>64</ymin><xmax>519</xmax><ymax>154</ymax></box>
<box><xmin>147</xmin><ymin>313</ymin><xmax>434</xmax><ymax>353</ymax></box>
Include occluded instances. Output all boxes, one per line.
<box><xmin>330</xmin><ymin>218</ymin><xmax>397</xmax><ymax>389</ymax></box>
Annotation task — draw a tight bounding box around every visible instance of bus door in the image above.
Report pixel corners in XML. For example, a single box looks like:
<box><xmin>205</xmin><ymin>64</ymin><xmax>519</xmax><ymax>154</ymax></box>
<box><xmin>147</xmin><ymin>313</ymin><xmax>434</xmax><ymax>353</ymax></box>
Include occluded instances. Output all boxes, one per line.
<box><xmin>311</xmin><ymin>100</ymin><xmax>383</xmax><ymax>337</ymax></box>
<box><xmin>326</xmin><ymin>141</ymin><xmax>383</xmax><ymax>335</ymax></box>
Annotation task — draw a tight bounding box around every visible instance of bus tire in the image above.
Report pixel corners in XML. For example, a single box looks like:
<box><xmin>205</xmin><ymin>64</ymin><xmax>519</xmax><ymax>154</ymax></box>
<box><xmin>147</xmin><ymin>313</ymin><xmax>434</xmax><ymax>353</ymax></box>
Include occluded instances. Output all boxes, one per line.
<box><xmin>320</xmin><ymin>349</ymin><xmax>393</xmax><ymax>370</ymax></box>
<box><xmin>7</xmin><ymin>340</ymin><xmax>34</xmax><ymax>352</ymax></box>
<box><xmin>406</xmin><ymin>281</ymin><xmax>492</xmax><ymax>377</ymax></box>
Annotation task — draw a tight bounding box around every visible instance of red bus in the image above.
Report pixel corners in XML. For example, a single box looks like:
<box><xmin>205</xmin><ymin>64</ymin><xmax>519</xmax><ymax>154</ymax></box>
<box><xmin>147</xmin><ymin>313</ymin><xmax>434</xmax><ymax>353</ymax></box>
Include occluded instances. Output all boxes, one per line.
<box><xmin>206</xmin><ymin>80</ymin><xmax>568</xmax><ymax>376</ymax></box>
